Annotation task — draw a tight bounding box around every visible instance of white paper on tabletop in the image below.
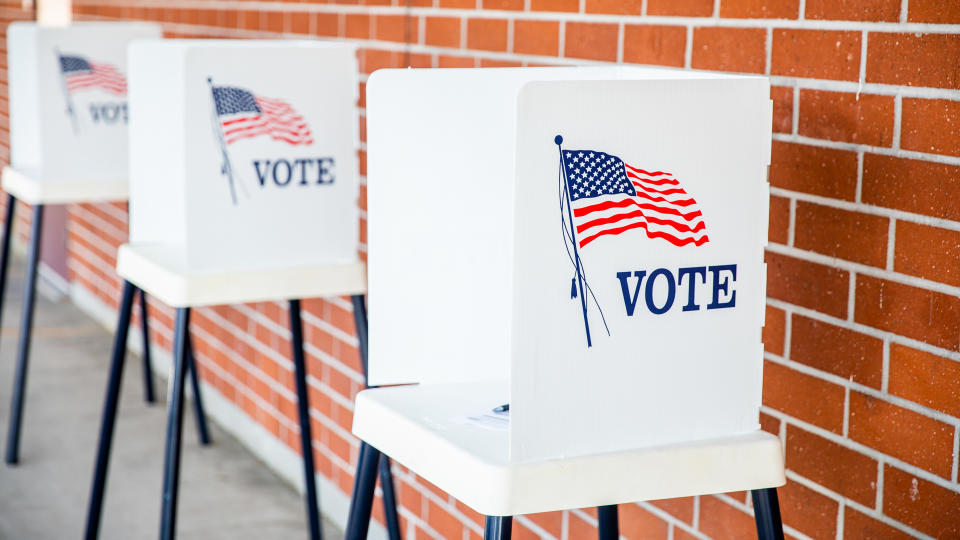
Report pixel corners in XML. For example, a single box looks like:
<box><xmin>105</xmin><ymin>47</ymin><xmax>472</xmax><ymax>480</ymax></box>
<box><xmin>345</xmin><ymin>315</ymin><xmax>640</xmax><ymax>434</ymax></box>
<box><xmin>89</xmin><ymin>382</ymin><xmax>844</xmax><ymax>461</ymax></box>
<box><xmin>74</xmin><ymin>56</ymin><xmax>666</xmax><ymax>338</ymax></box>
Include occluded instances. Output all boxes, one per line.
<box><xmin>7</xmin><ymin>22</ymin><xmax>161</xmax><ymax>181</ymax></box>
<box><xmin>511</xmin><ymin>77</ymin><xmax>770</xmax><ymax>462</ymax></box>
<box><xmin>128</xmin><ymin>40</ymin><xmax>360</xmax><ymax>272</ymax></box>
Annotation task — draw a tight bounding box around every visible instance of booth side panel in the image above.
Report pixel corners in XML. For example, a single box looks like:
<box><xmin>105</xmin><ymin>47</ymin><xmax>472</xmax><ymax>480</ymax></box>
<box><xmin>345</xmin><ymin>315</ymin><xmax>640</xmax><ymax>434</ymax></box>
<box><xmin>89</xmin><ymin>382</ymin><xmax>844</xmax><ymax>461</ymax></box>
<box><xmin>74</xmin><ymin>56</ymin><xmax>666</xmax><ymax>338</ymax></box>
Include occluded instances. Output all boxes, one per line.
<box><xmin>7</xmin><ymin>23</ymin><xmax>42</xmax><ymax>173</ymax></box>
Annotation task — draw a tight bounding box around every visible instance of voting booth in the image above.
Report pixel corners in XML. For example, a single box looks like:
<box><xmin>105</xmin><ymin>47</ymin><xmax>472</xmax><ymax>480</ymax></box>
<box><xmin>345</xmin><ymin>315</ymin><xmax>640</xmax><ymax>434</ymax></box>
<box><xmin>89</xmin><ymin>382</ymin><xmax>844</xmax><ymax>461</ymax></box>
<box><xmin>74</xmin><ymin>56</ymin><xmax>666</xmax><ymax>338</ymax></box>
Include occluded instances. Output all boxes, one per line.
<box><xmin>7</xmin><ymin>22</ymin><xmax>160</xmax><ymax>193</ymax></box>
<box><xmin>347</xmin><ymin>67</ymin><xmax>785</xmax><ymax>540</ymax></box>
<box><xmin>86</xmin><ymin>40</ymin><xmax>399</xmax><ymax>540</ymax></box>
<box><xmin>127</xmin><ymin>40</ymin><xmax>360</xmax><ymax>273</ymax></box>
<box><xmin>3</xmin><ymin>21</ymin><xmax>162</xmax><ymax>469</ymax></box>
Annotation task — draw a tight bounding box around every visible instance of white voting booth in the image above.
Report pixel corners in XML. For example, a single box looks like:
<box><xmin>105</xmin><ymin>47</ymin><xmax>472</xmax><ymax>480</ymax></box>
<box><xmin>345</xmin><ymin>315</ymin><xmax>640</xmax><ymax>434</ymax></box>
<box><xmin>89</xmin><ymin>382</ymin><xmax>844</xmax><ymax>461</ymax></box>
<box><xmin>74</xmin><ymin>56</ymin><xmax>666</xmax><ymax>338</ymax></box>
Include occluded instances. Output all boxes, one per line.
<box><xmin>6</xmin><ymin>22</ymin><xmax>160</xmax><ymax>200</ymax></box>
<box><xmin>86</xmin><ymin>40</ymin><xmax>396</xmax><ymax>540</ymax></box>
<box><xmin>3</xmin><ymin>21</ymin><xmax>161</xmax><ymax>469</ymax></box>
<box><xmin>350</xmin><ymin>67</ymin><xmax>785</xmax><ymax>528</ymax></box>
<box><xmin>122</xmin><ymin>40</ymin><xmax>363</xmax><ymax>301</ymax></box>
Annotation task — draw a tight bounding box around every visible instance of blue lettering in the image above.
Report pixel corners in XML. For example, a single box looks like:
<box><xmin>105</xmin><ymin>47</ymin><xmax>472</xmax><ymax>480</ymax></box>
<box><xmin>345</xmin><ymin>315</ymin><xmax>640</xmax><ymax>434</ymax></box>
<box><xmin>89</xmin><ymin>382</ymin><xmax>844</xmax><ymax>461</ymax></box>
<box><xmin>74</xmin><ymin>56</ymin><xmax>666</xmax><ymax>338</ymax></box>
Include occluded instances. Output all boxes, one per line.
<box><xmin>644</xmin><ymin>268</ymin><xmax>676</xmax><ymax>315</ymax></box>
<box><xmin>616</xmin><ymin>271</ymin><xmax>646</xmax><ymax>316</ymax></box>
<box><xmin>317</xmin><ymin>158</ymin><xmax>335</xmax><ymax>184</ymax></box>
<box><xmin>677</xmin><ymin>266</ymin><xmax>707</xmax><ymax>312</ymax></box>
<box><xmin>272</xmin><ymin>159</ymin><xmax>293</xmax><ymax>186</ymax></box>
<box><xmin>253</xmin><ymin>160</ymin><xmax>271</xmax><ymax>186</ymax></box>
<box><xmin>707</xmin><ymin>264</ymin><xmax>737</xmax><ymax>309</ymax></box>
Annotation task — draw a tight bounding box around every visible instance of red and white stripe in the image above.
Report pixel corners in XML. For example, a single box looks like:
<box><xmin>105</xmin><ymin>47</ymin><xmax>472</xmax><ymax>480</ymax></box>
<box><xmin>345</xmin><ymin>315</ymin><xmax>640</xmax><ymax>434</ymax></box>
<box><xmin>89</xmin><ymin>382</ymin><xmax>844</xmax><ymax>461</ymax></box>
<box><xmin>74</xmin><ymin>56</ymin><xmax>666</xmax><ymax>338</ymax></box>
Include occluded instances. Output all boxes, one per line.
<box><xmin>64</xmin><ymin>62</ymin><xmax>127</xmax><ymax>96</ymax></box>
<box><xmin>221</xmin><ymin>95</ymin><xmax>313</xmax><ymax>146</ymax></box>
<box><xmin>571</xmin><ymin>163</ymin><xmax>709</xmax><ymax>248</ymax></box>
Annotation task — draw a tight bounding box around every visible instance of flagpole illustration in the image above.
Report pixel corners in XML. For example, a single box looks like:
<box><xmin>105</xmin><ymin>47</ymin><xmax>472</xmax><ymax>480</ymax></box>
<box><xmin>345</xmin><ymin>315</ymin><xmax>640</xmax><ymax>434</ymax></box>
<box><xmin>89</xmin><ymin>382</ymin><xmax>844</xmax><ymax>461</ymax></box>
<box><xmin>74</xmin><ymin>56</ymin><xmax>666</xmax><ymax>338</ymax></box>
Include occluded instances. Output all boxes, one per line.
<box><xmin>207</xmin><ymin>77</ymin><xmax>238</xmax><ymax>205</ymax></box>
<box><xmin>54</xmin><ymin>48</ymin><xmax>78</xmax><ymax>134</ymax></box>
<box><xmin>556</xmin><ymin>135</ymin><xmax>592</xmax><ymax>347</ymax></box>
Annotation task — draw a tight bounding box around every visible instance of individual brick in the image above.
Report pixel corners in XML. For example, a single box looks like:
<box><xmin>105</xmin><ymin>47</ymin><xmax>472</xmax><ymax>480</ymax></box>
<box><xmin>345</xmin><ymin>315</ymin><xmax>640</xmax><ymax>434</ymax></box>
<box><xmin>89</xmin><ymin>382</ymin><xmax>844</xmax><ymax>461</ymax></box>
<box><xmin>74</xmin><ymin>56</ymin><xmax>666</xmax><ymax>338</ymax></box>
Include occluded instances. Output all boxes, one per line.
<box><xmin>794</xmin><ymin>201</ymin><xmax>889</xmax><ymax>267</ymax></box>
<box><xmin>513</xmin><ymin>20</ymin><xmax>559</xmax><ymax>56</ymax></box>
<box><xmin>778</xmin><ymin>478</ymin><xmax>839</xmax><ymax>539</ymax></box>
<box><xmin>691</xmin><ymin>27</ymin><xmax>767</xmax><ymax>74</ymax></box>
<box><xmin>768</xmin><ymin>195</ymin><xmax>790</xmax><ymax>245</ymax></box>
<box><xmin>861</xmin><ymin>154</ymin><xmax>960</xmax><ymax>221</ymax></box>
<box><xmin>466</xmin><ymin>18</ymin><xmax>508</xmax><ymax>52</ymax></box>
<box><xmin>763</xmin><ymin>305</ymin><xmax>786</xmax><ymax>356</ymax></box>
<box><xmin>425</xmin><ymin>17</ymin><xmax>461</xmax><ymax>48</ymax></box>
<box><xmin>720</xmin><ymin>0</ymin><xmax>800</xmax><ymax>19</ymax></box>
<box><xmin>786</xmin><ymin>425</ymin><xmax>878</xmax><ymax>505</ymax></box>
<box><xmin>375</xmin><ymin>14</ymin><xmax>417</xmax><ymax>43</ymax></box>
<box><xmin>894</xmin><ymin>221</ymin><xmax>960</xmax><ymax>287</ymax></box>
<box><xmin>805</xmin><ymin>0</ymin><xmax>900</xmax><ymax>21</ymax></box>
<box><xmin>867</xmin><ymin>33</ymin><xmax>960</xmax><ymax>89</ymax></box>
<box><xmin>585</xmin><ymin>0</ymin><xmax>643</xmax><ymax>15</ymax></box>
<box><xmin>699</xmin><ymin>496</ymin><xmax>758</xmax><ymax>539</ymax></box>
<box><xmin>622</xmin><ymin>25</ymin><xmax>686</xmax><ymax>68</ymax></box>
<box><xmin>345</xmin><ymin>14</ymin><xmax>370</xmax><ymax>39</ymax></box>
<box><xmin>648</xmin><ymin>0</ymin><xmax>714</xmax><ymax>16</ymax></box>
<box><xmin>620</xmin><ymin>503</ymin><xmax>669</xmax><ymax>539</ymax></box>
<box><xmin>769</xmin><ymin>141</ymin><xmax>858</xmax><ymax>201</ymax></box>
<box><xmin>530</xmin><ymin>0</ymin><xmax>579</xmax><ymax>11</ymax></box>
<box><xmin>798</xmin><ymin>90</ymin><xmax>894</xmax><ymax>146</ymax></box>
<box><xmin>884</xmin><ymin>466</ymin><xmax>960</xmax><ymax>537</ymax></box>
<box><xmin>766</xmin><ymin>251</ymin><xmax>850</xmax><ymax>319</ymax></box>
<box><xmin>771</xmin><ymin>30</ymin><xmax>861</xmax><ymax>81</ymax></box>
<box><xmin>564</xmin><ymin>22</ymin><xmax>619</xmax><ymax>62</ymax></box>
<box><xmin>901</xmin><ymin>98</ymin><xmax>960</xmax><ymax>158</ymax></box>
<box><xmin>849</xmin><ymin>392</ymin><xmax>955</xmax><ymax>478</ymax></box>
<box><xmin>843</xmin><ymin>508</ymin><xmax>914</xmax><ymax>539</ymax></box>
<box><xmin>789</xmin><ymin>314</ymin><xmax>883</xmax><ymax>388</ymax></box>
<box><xmin>482</xmin><ymin>0</ymin><xmax>524</xmax><ymax>9</ymax></box>
<box><xmin>650</xmin><ymin>496</ymin><xmax>695</xmax><ymax>524</ymax></box>
<box><xmin>762</xmin><ymin>360</ymin><xmax>846</xmax><ymax>433</ymax></box>
<box><xmin>908</xmin><ymin>0</ymin><xmax>960</xmax><ymax>22</ymax></box>
<box><xmin>889</xmin><ymin>343</ymin><xmax>960</xmax><ymax>417</ymax></box>
<box><xmin>855</xmin><ymin>275</ymin><xmax>960</xmax><ymax>350</ymax></box>
<box><xmin>770</xmin><ymin>86</ymin><xmax>794</xmax><ymax>134</ymax></box>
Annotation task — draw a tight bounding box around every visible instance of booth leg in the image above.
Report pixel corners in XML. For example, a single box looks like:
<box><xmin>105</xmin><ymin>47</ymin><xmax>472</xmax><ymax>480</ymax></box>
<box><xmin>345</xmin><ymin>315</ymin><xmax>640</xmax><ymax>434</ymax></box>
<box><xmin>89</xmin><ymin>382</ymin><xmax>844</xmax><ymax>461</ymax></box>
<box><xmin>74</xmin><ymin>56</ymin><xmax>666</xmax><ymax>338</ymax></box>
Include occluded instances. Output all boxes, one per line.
<box><xmin>185</xmin><ymin>328</ymin><xmax>211</xmax><ymax>446</ymax></box>
<box><xmin>751</xmin><ymin>488</ymin><xmax>785</xmax><ymax>540</ymax></box>
<box><xmin>597</xmin><ymin>505</ymin><xmax>619</xmax><ymax>540</ymax></box>
<box><xmin>138</xmin><ymin>288</ymin><xmax>156</xmax><ymax>404</ymax></box>
<box><xmin>83</xmin><ymin>281</ymin><xmax>137</xmax><ymax>540</ymax></box>
<box><xmin>4</xmin><ymin>203</ymin><xmax>43</xmax><ymax>465</ymax></box>
<box><xmin>289</xmin><ymin>299</ymin><xmax>322</xmax><ymax>540</ymax></box>
<box><xmin>158</xmin><ymin>308</ymin><xmax>191</xmax><ymax>540</ymax></box>
<box><xmin>345</xmin><ymin>442</ymin><xmax>383</xmax><ymax>540</ymax></box>
<box><xmin>484</xmin><ymin>516</ymin><xmax>512</xmax><ymax>540</ymax></box>
<box><xmin>351</xmin><ymin>293</ymin><xmax>402</xmax><ymax>540</ymax></box>
<box><xmin>0</xmin><ymin>194</ymin><xmax>16</xmax><ymax>345</ymax></box>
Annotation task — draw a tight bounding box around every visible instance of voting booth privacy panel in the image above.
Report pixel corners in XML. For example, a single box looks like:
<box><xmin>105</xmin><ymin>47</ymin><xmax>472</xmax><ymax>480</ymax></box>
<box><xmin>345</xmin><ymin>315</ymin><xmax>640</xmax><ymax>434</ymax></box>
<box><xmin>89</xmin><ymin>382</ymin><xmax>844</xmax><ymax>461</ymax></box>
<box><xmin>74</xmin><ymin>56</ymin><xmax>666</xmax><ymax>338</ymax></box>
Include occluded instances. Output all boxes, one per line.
<box><xmin>7</xmin><ymin>22</ymin><xmax>161</xmax><ymax>182</ymax></box>
<box><xmin>128</xmin><ymin>40</ymin><xmax>360</xmax><ymax>272</ymax></box>
<box><xmin>367</xmin><ymin>67</ymin><xmax>772</xmax><ymax>463</ymax></box>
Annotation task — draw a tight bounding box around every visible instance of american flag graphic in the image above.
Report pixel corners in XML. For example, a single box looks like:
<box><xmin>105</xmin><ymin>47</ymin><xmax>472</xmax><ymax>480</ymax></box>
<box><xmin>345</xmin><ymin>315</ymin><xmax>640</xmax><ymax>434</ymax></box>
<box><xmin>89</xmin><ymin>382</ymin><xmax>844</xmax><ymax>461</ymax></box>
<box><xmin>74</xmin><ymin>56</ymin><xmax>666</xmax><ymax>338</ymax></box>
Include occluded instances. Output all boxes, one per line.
<box><xmin>562</xmin><ymin>149</ymin><xmax>709</xmax><ymax>248</ymax></box>
<box><xmin>211</xmin><ymin>86</ymin><xmax>313</xmax><ymax>146</ymax></box>
<box><xmin>58</xmin><ymin>54</ymin><xmax>127</xmax><ymax>96</ymax></box>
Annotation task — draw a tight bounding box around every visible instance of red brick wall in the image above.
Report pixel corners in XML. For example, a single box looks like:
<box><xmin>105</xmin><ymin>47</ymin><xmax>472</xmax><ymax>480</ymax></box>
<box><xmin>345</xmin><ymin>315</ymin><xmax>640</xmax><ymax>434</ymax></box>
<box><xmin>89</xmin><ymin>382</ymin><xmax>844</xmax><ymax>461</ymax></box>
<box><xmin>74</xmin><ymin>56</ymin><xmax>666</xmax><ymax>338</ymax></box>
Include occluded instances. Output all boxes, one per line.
<box><xmin>3</xmin><ymin>0</ymin><xmax>960</xmax><ymax>538</ymax></box>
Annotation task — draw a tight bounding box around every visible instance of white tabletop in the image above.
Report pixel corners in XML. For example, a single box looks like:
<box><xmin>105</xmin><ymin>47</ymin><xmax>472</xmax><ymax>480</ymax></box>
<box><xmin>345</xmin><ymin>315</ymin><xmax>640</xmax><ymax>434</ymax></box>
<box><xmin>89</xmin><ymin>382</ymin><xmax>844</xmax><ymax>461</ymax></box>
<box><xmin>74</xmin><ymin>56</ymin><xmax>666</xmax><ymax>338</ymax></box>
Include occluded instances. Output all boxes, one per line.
<box><xmin>117</xmin><ymin>243</ymin><xmax>366</xmax><ymax>308</ymax></box>
<box><xmin>353</xmin><ymin>381</ymin><xmax>785</xmax><ymax>516</ymax></box>
<box><xmin>2</xmin><ymin>166</ymin><xmax>128</xmax><ymax>205</ymax></box>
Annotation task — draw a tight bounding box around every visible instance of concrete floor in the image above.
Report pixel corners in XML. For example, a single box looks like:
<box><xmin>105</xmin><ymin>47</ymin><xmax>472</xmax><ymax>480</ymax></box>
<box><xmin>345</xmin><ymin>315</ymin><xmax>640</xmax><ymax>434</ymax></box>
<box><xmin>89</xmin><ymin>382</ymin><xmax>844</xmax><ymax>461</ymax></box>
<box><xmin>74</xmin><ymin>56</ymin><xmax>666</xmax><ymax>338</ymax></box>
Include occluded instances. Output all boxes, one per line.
<box><xmin>0</xmin><ymin>259</ymin><xmax>342</xmax><ymax>539</ymax></box>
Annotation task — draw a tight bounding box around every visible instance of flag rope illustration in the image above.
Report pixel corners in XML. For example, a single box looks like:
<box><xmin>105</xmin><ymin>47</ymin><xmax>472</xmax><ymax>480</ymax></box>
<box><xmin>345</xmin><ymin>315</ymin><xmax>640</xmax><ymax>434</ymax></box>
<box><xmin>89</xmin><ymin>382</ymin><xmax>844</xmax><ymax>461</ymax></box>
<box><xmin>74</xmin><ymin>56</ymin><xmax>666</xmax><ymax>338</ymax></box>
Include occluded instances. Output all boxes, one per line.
<box><xmin>555</xmin><ymin>135</ymin><xmax>709</xmax><ymax>346</ymax></box>
<box><xmin>208</xmin><ymin>78</ymin><xmax>314</xmax><ymax>205</ymax></box>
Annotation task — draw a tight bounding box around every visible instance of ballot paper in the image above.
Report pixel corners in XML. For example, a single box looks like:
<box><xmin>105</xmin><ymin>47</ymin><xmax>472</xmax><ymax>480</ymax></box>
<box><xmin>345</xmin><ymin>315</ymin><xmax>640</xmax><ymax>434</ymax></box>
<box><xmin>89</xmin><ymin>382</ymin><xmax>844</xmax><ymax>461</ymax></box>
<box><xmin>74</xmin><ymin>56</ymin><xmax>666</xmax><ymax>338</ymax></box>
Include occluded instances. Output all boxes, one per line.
<box><xmin>455</xmin><ymin>408</ymin><xmax>509</xmax><ymax>431</ymax></box>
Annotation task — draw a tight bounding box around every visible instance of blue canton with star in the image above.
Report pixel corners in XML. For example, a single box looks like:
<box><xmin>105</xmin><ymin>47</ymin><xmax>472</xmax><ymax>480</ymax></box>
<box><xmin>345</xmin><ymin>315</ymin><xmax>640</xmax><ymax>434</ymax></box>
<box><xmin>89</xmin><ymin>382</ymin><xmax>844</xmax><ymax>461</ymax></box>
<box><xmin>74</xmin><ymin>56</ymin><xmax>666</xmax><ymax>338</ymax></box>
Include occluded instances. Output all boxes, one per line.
<box><xmin>211</xmin><ymin>86</ymin><xmax>262</xmax><ymax>117</ymax></box>
<box><xmin>563</xmin><ymin>150</ymin><xmax>636</xmax><ymax>202</ymax></box>
<box><xmin>59</xmin><ymin>55</ymin><xmax>92</xmax><ymax>74</ymax></box>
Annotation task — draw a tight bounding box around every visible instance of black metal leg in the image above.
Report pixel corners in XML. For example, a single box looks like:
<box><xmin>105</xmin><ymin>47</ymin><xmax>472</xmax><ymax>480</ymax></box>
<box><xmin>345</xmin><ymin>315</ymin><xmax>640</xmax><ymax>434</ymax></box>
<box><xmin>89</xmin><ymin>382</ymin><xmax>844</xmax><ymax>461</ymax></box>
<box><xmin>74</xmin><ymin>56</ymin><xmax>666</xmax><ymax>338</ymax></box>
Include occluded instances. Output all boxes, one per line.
<box><xmin>752</xmin><ymin>488</ymin><xmax>785</xmax><ymax>540</ymax></box>
<box><xmin>159</xmin><ymin>307</ymin><xmax>190</xmax><ymax>540</ymax></box>
<box><xmin>289</xmin><ymin>299</ymin><xmax>322</xmax><ymax>540</ymax></box>
<box><xmin>484</xmin><ymin>516</ymin><xmax>512</xmax><ymax>540</ymax></box>
<box><xmin>0</xmin><ymin>194</ymin><xmax>16</xmax><ymax>345</ymax></box>
<box><xmin>351</xmin><ymin>294</ymin><xmax>402</xmax><ymax>540</ymax></box>
<box><xmin>184</xmin><ymin>325</ymin><xmax>211</xmax><ymax>446</ymax></box>
<box><xmin>83</xmin><ymin>281</ymin><xmax>137</xmax><ymax>540</ymax></box>
<box><xmin>597</xmin><ymin>505</ymin><xmax>618</xmax><ymax>540</ymax></box>
<box><xmin>138</xmin><ymin>288</ymin><xmax>155</xmax><ymax>404</ymax></box>
<box><xmin>345</xmin><ymin>441</ymin><xmax>383</xmax><ymax>540</ymax></box>
<box><xmin>5</xmin><ymin>204</ymin><xmax>43</xmax><ymax>465</ymax></box>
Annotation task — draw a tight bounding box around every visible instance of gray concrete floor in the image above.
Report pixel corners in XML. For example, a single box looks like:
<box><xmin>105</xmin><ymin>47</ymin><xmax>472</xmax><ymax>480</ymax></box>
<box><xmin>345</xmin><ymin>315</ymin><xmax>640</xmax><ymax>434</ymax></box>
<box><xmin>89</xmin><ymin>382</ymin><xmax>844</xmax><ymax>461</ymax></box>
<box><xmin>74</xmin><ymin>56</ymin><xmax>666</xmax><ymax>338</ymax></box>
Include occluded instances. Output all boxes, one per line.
<box><xmin>0</xmin><ymin>258</ymin><xmax>342</xmax><ymax>539</ymax></box>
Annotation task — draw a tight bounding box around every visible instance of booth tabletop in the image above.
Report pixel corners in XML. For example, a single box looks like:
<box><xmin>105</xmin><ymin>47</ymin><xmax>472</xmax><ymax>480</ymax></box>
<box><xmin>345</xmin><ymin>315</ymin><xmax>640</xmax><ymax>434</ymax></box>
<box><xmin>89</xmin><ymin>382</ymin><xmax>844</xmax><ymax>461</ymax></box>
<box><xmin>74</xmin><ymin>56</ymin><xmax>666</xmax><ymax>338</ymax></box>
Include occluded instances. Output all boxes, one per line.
<box><xmin>116</xmin><ymin>243</ymin><xmax>366</xmax><ymax>308</ymax></box>
<box><xmin>353</xmin><ymin>381</ymin><xmax>785</xmax><ymax>517</ymax></box>
<box><xmin>1</xmin><ymin>166</ymin><xmax>129</xmax><ymax>205</ymax></box>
